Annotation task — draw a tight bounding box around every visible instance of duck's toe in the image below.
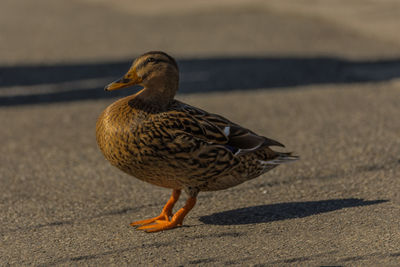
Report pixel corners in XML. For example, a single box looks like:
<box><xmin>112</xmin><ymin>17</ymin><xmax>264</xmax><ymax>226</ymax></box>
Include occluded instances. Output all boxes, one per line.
<box><xmin>130</xmin><ymin>214</ymin><xmax>170</xmax><ymax>227</ymax></box>
<box><xmin>137</xmin><ymin>220</ymin><xmax>180</xmax><ymax>232</ymax></box>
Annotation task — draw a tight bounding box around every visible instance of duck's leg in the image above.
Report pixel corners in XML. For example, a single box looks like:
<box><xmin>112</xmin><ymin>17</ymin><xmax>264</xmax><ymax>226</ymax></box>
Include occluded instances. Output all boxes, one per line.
<box><xmin>130</xmin><ymin>189</ymin><xmax>181</xmax><ymax>227</ymax></box>
<box><xmin>137</xmin><ymin>196</ymin><xmax>197</xmax><ymax>232</ymax></box>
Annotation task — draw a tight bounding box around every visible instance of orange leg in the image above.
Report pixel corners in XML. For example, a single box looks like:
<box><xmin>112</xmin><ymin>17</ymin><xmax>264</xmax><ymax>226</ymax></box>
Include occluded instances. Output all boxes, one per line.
<box><xmin>136</xmin><ymin>196</ymin><xmax>197</xmax><ymax>233</ymax></box>
<box><xmin>130</xmin><ymin>189</ymin><xmax>181</xmax><ymax>227</ymax></box>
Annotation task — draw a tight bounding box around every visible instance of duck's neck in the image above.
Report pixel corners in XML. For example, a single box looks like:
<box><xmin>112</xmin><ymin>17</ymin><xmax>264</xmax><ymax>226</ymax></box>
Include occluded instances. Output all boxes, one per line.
<box><xmin>128</xmin><ymin>83</ymin><xmax>177</xmax><ymax>113</ymax></box>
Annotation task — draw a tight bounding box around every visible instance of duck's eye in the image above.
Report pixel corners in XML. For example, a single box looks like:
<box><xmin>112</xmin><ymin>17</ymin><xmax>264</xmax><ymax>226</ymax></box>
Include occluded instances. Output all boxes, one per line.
<box><xmin>146</xmin><ymin>57</ymin><xmax>156</xmax><ymax>63</ymax></box>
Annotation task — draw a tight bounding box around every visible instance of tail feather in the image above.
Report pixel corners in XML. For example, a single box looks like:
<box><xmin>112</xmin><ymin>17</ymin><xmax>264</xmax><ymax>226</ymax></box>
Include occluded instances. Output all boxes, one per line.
<box><xmin>259</xmin><ymin>152</ymin><xmax>299</xmax><ymax>165</ymax></box>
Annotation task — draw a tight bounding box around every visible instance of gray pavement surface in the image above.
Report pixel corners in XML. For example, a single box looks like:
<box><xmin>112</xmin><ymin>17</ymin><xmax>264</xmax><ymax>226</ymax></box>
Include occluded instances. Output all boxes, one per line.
<box><xmin>1</xmin><ymin>0</ymin><xmax>400</xmax><ymax>266</ymax></box>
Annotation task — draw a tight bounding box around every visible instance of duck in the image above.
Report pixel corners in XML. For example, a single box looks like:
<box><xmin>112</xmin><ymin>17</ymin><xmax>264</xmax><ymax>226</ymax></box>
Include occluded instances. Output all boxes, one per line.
<box><xmin>96</xmin><ymin>51</ymin><xmax>298</xmax><ymax>232</ymax></box>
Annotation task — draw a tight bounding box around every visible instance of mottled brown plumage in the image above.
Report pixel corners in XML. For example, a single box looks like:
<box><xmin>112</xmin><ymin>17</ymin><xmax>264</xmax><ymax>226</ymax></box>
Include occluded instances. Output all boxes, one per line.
<box><xmin>96</xmin><ymin>51</ymin><xmax>298</xmax><ymax>232</ymax></box>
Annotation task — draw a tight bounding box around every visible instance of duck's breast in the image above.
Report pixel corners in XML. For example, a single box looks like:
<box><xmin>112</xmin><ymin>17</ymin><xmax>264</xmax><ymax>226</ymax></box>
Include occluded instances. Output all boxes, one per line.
<box><xmin>96</xmin><ymin>102</ymin><xmax>184</xmax><ymax>189</ymax></box>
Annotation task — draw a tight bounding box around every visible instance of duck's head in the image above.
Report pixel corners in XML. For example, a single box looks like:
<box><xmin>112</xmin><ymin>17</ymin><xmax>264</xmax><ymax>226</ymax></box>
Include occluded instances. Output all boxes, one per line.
<box><xmin>105</xmin><ymin>51</ymin><xmax>179</xmax><ymax>102</ymax></box>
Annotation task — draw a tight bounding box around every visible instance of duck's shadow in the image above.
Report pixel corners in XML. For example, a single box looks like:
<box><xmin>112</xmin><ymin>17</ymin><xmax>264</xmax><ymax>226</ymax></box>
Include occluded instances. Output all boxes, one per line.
<box><xmin>199</xmin><ymin>198</ymin><xmax>387</xmax><ymax>225</ymax></box>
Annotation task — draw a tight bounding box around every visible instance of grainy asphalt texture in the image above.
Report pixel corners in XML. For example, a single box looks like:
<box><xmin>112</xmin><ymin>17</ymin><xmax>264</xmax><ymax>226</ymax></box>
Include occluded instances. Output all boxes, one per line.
<box><xmin>1</xmin><ymin>0</ymin><xmax>400</xmax><ymax>266</ymax></box>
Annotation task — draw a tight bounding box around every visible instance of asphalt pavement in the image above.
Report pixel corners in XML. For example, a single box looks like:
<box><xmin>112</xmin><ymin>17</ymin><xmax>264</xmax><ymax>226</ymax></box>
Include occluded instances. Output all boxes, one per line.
<box><xmin>1</xmin><ymin>0</ymin><xmax>400</xmax><ymax>265</ymax></box>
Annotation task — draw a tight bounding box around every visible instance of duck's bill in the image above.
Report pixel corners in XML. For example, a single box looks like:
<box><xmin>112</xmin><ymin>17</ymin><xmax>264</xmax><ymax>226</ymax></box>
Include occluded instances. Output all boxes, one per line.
<box><xmin>104</xmin><ymin>71</ymin><xmax>142</xmax><ymax>91</ymax></box>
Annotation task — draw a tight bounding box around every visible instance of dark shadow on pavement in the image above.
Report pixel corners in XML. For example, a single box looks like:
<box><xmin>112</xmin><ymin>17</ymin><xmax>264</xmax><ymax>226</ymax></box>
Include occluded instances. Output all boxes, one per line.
<box><xmin>199</xmin><ymin>198</ymin><xmax>387</xmax><ymax>225</ymax></box>
<box><xmin>1</xmin><ymin>57</ymin><xmax>400</xmax><ymax>106</ymax></box>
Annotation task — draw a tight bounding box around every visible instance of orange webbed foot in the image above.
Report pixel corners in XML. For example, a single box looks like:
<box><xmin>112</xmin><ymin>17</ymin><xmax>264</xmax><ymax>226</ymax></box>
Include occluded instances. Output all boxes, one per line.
<box><xmin>130</xmin><ymin>189</ymin><xmax>180</xmax><ymax>227</ymax></box>
<box><xmin>136</xmin><ymin>219</ymin><xmax>179</xmax><ymax>232</ymax></box>
<box><xmin>130</xmin><ymin>213</ymin><xmax>170</xmax><ymax>227</ymax></box>
<box><xmin>134</xmin><ymin>195</ymin><xmax>197</xmax><ymax>233</ymax></box>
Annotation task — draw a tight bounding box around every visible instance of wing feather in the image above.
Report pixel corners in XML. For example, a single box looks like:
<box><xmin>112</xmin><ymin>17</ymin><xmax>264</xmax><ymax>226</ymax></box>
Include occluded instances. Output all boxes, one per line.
<box><xmin>139</xmin><ymin>100</ymin><xmax>287</xmax><ymax>185</ymax></box>
<box><xmin>168</xmin><ymin>101</ymin><xmax>284</xmax><ymax>155</ymax></box>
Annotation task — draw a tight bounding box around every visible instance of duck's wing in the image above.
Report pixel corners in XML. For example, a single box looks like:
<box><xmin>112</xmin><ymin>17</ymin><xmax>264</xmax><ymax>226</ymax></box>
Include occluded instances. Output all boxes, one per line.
<box><xmin>142</xmin><ymin>101</ymin><xmax>288</xmax><ymax>185</ymax></box>
<box><xmin>167</xmin><ymin>101</ymin><xmax>285</xmax><ymax>156</ymax></box>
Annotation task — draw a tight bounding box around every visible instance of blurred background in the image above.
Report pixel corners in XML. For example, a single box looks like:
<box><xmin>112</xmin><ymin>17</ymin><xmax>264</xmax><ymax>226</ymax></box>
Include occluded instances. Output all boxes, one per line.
<box><xmin>1</xmin><ymin>0</ymin><xmax>400</xmax><ymax>104</ymax></box>
<box><xmin>1</xmin><ymin>0</ymin><xmax>400</xmax><ymax>265</ymax></box>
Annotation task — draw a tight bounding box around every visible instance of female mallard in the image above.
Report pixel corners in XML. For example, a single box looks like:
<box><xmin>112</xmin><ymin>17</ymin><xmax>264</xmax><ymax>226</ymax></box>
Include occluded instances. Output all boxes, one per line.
<box><xmin>96</xmin><ymin>51</ymin><xmax>298</xmax><ymax>232</ymax></box>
